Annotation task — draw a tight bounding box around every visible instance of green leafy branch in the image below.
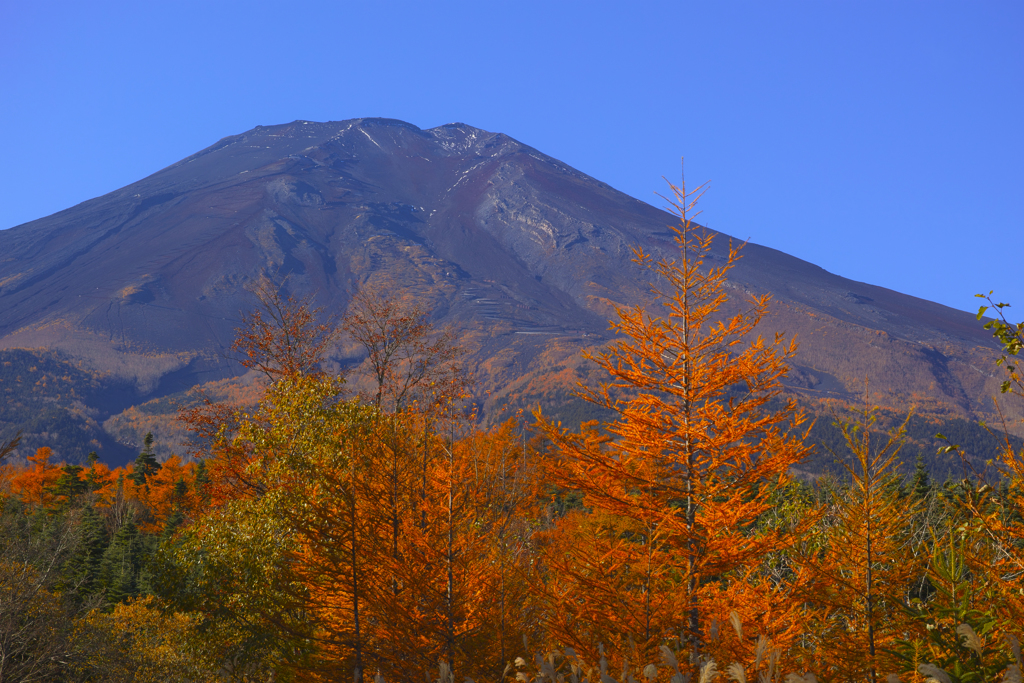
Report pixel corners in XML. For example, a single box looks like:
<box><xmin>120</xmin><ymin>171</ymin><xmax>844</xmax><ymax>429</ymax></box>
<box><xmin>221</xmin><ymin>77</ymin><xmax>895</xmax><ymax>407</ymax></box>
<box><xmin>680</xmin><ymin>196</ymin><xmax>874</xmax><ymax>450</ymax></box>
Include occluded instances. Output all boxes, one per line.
<box><xmin>976</xmin><ymin>292</ymin><xmax>1023</xmax><ymax>395</ymax></box>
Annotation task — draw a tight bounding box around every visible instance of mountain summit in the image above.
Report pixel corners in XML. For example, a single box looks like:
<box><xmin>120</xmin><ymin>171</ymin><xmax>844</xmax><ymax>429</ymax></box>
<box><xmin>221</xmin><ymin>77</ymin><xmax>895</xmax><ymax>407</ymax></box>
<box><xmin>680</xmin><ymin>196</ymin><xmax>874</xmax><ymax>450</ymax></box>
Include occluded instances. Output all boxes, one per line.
<box><xmin>0</xmin><ymin>118</ymin><xmax>1006</xmax><ymax>463</ymax></box>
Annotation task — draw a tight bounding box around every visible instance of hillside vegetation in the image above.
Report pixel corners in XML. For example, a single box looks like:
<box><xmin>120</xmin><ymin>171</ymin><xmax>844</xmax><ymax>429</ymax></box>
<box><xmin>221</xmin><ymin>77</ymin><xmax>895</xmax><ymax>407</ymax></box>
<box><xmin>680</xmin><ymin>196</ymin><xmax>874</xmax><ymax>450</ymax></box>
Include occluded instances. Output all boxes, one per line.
<box><xmin>2</xmin><ymin>189</ymin><xmax>1023</xmax><ymax>682</ymax></box>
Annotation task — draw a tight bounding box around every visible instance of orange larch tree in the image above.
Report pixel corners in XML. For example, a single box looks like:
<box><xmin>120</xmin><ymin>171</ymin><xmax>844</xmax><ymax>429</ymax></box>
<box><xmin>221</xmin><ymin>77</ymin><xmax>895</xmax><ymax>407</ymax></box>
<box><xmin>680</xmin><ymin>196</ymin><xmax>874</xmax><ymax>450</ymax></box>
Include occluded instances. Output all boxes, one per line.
<box><xmin>340</xmin><ymin>285</ymin><xmax>463</xmax><ymax>577</ymax></box>
<box><xmin>135</xmin><ymin>455</ymin><xmax>197</xmax><ymax>533</ymax></box>
<box><xmin>11</xmin><ymin>447</ymin><xmax>63</xmax><ymax>507</ymax></box>
<box><xmin>378</xmin><ymin>410</ymin><xmax>538</xmax><ymax>683</ymax></box>
<box><xmin>535</xmin><ymin>177</ymin><xmax>811</xmax><ymax>670</ymax></box>
<box><xmin>794</xmin><ymin>404</ymin><xmax>924</xmax><ymax>681</ymax></box>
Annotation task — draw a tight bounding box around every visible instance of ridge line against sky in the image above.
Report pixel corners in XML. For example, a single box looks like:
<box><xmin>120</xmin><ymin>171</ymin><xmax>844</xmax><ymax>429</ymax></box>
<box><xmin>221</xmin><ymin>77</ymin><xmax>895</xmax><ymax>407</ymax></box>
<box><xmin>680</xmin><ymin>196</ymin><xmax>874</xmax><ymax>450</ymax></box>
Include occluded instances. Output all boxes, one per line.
<box><xmin>2</xmin><ymin>0</ymin><xmax>1021</xmax><ymax>315</ymax></box>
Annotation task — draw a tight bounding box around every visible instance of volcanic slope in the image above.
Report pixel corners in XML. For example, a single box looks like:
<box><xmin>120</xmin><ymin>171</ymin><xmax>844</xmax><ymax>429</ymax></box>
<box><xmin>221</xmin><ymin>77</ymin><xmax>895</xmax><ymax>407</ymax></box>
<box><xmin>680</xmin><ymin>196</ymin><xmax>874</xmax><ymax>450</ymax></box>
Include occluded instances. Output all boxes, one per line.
<box><xmin>0</xmin><ymin>118</ymin><xmax>1008</xmax><ymax>464</ymax></box>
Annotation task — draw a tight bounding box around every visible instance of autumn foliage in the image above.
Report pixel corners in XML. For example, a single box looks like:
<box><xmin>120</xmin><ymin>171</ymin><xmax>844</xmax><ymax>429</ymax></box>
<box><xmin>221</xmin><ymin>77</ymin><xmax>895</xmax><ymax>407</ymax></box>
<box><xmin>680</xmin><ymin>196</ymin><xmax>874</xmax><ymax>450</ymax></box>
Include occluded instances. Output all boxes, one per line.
<box><xmin>535</xmin><ymin>178</ymin><xmax>811</xmax><ymax>669</ymax></box>
<box><xmin>5</xmin><ymin>212</ymin><xmax>1024</xmax><ymax>682</ymax></box>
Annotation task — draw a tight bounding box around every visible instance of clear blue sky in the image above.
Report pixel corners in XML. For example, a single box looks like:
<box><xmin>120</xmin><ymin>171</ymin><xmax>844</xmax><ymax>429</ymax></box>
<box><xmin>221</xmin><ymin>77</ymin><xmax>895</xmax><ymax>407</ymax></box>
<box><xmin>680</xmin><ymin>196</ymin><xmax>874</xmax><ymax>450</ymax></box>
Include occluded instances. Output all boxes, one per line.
<box><xmin>2</xmin><ymin>1</ymin><xmax>1021</xmax><ymax>314</ymax></box>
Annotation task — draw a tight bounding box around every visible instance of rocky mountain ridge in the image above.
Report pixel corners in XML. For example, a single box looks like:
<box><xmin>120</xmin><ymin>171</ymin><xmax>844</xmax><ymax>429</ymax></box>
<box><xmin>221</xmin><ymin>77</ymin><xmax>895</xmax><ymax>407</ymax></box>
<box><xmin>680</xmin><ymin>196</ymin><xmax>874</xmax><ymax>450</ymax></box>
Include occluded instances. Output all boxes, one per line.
<box><xmin>0</xmin><ymin>118</ymin><xmax>1008</xmax><ymax>465</ymax></box>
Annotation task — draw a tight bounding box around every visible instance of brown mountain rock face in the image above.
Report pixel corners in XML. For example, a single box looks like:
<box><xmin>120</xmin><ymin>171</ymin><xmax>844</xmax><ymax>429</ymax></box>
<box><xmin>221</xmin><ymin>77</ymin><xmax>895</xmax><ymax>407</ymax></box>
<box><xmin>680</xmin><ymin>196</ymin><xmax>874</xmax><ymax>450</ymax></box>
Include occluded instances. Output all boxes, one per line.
<box><xmin>0</xmin><ymin>118</ymin><xmax>1008</xmax><ymax>464</ymax></box>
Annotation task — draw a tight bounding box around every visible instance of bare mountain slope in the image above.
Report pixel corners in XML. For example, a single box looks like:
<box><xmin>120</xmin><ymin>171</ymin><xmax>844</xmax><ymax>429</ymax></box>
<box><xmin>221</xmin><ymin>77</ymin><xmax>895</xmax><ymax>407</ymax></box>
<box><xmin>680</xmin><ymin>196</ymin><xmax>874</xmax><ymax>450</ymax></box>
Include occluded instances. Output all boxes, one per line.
<box><xmin>0</xmin><ymin>118</ymin><xmax>1007</xmax><ymax>463</ymax></box>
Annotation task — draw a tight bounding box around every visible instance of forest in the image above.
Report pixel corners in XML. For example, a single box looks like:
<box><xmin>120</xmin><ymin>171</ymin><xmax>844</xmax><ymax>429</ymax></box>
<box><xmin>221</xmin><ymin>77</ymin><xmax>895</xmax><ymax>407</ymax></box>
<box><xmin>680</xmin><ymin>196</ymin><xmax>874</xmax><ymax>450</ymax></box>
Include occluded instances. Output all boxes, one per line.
<box><xmin>2</xmin><ymin>183</ymin><xmax>1024</xmax><ymax>683</ymax></box>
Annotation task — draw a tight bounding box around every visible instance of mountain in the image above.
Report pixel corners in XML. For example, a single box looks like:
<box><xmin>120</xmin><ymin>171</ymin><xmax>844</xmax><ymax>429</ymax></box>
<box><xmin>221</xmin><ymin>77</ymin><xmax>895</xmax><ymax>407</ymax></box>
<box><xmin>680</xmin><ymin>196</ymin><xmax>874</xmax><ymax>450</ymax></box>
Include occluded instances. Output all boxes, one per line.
<box><xmin>0</xmin><ymin>118</ymin><xmax>1010</xmax><ymax>467</ymax></box>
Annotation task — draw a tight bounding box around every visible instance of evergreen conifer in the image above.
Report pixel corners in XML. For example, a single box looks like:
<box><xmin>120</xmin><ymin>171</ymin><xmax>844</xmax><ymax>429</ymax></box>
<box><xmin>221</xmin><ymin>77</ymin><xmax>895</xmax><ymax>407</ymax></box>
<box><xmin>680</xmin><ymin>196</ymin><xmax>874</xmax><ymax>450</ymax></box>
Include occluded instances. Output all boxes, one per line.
<box><xmin>912</xmin><ymin>453</ymin><xmax>932</xmax><ymax>499</ymax></box>
<box><xmin>100</xmin><ymin>519</ymin><xmax>144</xmax><ymax>604</ymax></box>
<box><xmin>52</xmin><ymin>464</ymin><xmax>88</xmax><ymax>502</ymax></box>
<box><xmin>130</xmin><ymin>432</ymin><xmax>161</xmax><ymax>487</ymax></box>
<box><xmin>62</xmin><ymin>504</ymin><xmax>108</xmax><ymax>602</ymax></box>
<box><xmin>194</xmin><ymin>458</ymin><xmax>210</xmax><ymax>505</ymax></box>
<box><xmin>161</xmin><ymin>478</ymin><xmax>189</xmax><ymax>542</ymax></box>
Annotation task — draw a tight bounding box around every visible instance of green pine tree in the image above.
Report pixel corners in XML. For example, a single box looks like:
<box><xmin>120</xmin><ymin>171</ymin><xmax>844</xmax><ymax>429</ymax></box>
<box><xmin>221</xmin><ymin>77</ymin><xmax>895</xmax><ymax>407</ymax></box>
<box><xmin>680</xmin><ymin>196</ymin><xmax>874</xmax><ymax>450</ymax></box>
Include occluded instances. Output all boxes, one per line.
<box><xmin>194</xmin><ymin>458</ymin><xmax>210</xmax><ymax>506</ymax></box>
<box><xmin>130</xmin><ymin>432</ymin><xmax>161</xmax><ymax>487</ymax></box>
<box><xmin>912</xmin><ymin>453</ymin><xmax>932</xmax><ymax>499</ymax></box>
<box><xmin>160</xmin><ymin>478</ymin><xmax>189</xmax><ymax>543</ymax></box>
<box><xmin>85</xmin><ymin>451</ymin><xmax>102</xmax><ymax>491</ymax></box>
<box><xmin>61</xmin><ymin>504</ymin><xmax>109</xmax><ymax>602</ymax></box>
<box><xmin>52</xmin><ymin>464</ymin><xmax>88</xmax><ymax>504</ymax></box>
<box><xmin>171</xmin><ymin>476</ymin><xmax>188</xmax><ymax>501</ymax></box>
<box><xmin>99</xmin><ymin>519</ymin><xmax>144</xmax><ymax>604</ymax></box>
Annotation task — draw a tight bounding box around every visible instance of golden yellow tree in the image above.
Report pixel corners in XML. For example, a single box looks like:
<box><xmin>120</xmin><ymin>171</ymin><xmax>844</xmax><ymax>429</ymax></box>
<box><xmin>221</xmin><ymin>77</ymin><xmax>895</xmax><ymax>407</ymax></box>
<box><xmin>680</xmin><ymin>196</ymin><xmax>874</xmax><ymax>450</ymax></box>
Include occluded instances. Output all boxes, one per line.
<box><xmin>536</xmin><ymin>177</ymin><xmax>811</xmax><ymax>670</ymax></box>
<box><xmin>795</xmin><ymin>404</ymin><xmax>924</xmax><ymax>681</ymax></box>
<box><xmin>169</xmin><ymin>285</ymin><xmax>540</xmax><ymax>682</ymax></box>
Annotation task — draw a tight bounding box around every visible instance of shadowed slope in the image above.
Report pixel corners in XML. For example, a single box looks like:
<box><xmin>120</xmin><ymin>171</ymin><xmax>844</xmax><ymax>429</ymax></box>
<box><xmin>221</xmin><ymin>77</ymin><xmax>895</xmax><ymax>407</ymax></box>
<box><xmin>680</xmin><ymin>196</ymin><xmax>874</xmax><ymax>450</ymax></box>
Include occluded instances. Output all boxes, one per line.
<box><xmin>0</xmin><ymin>118</ymin><xmax>1007</xmax><ymax>463</ymax></box>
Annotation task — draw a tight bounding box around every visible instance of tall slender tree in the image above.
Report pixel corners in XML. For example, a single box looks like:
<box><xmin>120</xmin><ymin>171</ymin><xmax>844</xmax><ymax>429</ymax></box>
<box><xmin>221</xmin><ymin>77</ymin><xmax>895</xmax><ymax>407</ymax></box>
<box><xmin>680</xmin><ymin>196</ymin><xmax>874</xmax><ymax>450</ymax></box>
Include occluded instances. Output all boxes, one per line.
<box><xmin>536</xmin><ymin>176</ymin><xmax>811</xmax><ymax>669</ymax></box>
<box><xmin>129</xmin><ymin>432</ymin><xmax>161</xmax><ymax>488</ymax></box>
<box><xmin>795</xmin><ymin>404</ymin><xmax>924</xmax><ymax>681</ymax></box>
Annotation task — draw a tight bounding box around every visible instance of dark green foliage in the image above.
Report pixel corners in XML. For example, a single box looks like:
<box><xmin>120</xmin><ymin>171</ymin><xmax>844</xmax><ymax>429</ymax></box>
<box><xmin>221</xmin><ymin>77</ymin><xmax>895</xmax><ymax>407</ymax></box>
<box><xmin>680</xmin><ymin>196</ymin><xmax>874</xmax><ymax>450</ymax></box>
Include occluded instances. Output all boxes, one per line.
<box><xmin>130</xmin><ymin>432</ymin><xmax>161</xmax><ymax>487</ymax></box>
<box><xmin>85</xmin><ymin>464</ymin><xmax>103</xmax><ymax>492</ymax></box>
<box><xmin>161</xmin><ymin>478</ymin><xmax>189</xmax><ymax>543</ymax></box>
<box><xmin>99</xmin><ymin>520</ymin><xmax>147</xmax><ymax>605</ymax></box>
<box><xmin>912</xmin><ymin>453</ymin><xmax>933</xmax><ymax>499</ymax></box>
<box><xmin>2</xmin><ymin>456</ymin><xmax>164</xmax><ymax>613</ymax></box>
<box><xmin>0</xmin><ymin>498</ymin><xmax>93</xmax><ymax>681</ymax></box>
<box><xmin>194</xmin><ymin>459</ymin><xmax>210</xmax><ymax>505</ymax></box>
<box><xmin>546</xmin><ymin>487</ymin><xmax>586</xmax><ymax>518</ymax></box>
<box><xmin>52</xmin><ymin>464</ymin><xmax>89</xmax><ymax>501</ymax></box>
<box><xmin>0</xmin><ymin>488</ymin><xmax>170</xmax><ymax>678</ymax></box>
<box><xmin>0</xmin><ymin>497</ymin><xmax>29</xmax><ymax>546</ymax></box>
<box><xmin>892</xmin><ymin>538</ymin><xmax>1012</xmax><ymax>681</ymax></box>
<box><xmin>60</xmin><ymin>504</ymin><xmax>109</xmax><ymax>603</ymax></box>
<box><xmin>161</xmin><ymin>507</ymin><xmax>185</xmax><ymax>543</ymax></box>
<box><xmin>172</xmin><ymin>476</ymin><xmax>188</xmax><ymax>501</ymax></box>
